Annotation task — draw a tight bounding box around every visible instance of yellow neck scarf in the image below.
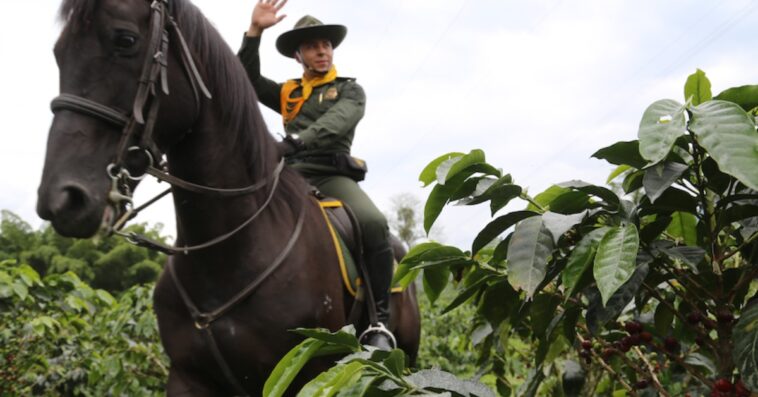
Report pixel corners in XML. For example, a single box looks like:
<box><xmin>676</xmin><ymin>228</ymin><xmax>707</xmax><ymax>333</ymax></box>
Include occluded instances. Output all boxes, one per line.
<box><xmin>280</xmin><ymin>65</ymin><xmax>338</xmax><ymax>125</ymax></box>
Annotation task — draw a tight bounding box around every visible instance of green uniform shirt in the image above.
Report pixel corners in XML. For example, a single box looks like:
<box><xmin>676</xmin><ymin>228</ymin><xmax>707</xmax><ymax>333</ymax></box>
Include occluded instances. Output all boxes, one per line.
<box><xmin>237</xmin><ymin>36</ymin><xmax>366</xmax><ymax>176</ymax></box>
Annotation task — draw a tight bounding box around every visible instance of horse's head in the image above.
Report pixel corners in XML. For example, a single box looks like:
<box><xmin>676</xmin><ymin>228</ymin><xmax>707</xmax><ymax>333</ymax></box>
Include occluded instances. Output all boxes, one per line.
<box><xmin>38</xmin><ymin>0</ymin><xmax>205</xmax><ymax>237</ymax></box>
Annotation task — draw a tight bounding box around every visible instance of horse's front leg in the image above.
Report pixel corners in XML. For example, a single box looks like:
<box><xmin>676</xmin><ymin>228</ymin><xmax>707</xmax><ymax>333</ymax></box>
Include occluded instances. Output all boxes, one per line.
<box><xmin>167</xmin><ymin>367</ymin><xmax>225</xmax><ymax>397</ymax></box>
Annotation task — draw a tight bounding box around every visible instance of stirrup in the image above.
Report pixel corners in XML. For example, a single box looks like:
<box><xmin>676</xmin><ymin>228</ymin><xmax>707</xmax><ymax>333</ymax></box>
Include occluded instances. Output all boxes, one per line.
<box><xmin>359</xmin><ymin>323</ymin><xmax>397</xmax><ymax>349</ymax></box>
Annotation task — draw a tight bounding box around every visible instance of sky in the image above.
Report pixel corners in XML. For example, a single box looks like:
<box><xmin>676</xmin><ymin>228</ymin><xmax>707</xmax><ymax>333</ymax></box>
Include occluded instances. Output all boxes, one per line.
<box><xmin>2</xmin><ymin>0</ymin><xmax>758</xmax><ymax>249</ymax></box>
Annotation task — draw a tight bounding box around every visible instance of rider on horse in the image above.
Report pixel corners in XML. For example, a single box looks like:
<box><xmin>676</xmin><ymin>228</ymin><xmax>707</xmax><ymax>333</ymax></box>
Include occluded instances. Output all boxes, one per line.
<box><xmin>238</xmin><ymin>0</ymin><xmax>396</xmax><ymax>350</ymax></box>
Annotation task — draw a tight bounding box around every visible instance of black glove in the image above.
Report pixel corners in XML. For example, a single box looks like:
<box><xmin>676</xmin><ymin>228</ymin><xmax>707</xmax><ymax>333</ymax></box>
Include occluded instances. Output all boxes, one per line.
<box><xmin>276</xmin><ymin>135</ymin><xmax>304</xmax><ymax>157</ymax></box>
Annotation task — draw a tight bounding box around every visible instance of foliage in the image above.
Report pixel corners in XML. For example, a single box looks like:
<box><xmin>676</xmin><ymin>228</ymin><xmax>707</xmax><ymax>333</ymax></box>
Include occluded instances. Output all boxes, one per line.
<box><xmin>0</xmin><ymin>211</ymin><xmax>167</xmax><ymax>293</ymax></box>
<box><xmin>396</xmin><ymin>70</ymin><xmax>758</xmax><ymax>396</ymax></box>
<box><xmin>264</xmin><ymin>326</ymin><xmax>496</xmax><ymax>397</ymax></box>
<box><xmin>0</xmin><ymin>260</ymin><xmax>168</xmax><ymax>396</ymax></box>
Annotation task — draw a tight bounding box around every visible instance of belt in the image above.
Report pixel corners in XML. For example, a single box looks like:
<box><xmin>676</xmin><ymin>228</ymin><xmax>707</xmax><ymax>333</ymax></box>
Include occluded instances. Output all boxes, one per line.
<box><xmin>286</xmin><ymin>154</ymin><xmax>340</xmax><ymax>166</ymax></box>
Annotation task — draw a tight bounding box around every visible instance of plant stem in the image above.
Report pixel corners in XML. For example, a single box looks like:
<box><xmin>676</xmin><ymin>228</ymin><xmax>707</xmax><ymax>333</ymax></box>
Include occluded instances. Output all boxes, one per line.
<box><xmin>659</xmin><ymin>260</ymin><xmax>719</xmax><ymax>302</ymax></box>
<box><xmin>720</xmin><ymin>231</ymin><xmax>758</xmax><ymax>266</ymax></box>
<box><xmin>576</xmin><ymin>334</ymin><xmax>638</xmax><ymax>396</ymax></box>
<box><xmin>633</xmin><ymin>346</ymin><xmax>670</xmax><ymax>397</ymax></box>
<box><xmin>520</xmin><ymin>193</ymin><xmax>546</xmax><ymax>213</ymax></box>
<box><xmin>729</xmin><ymin>264</ymin><xmax>758</xmax><ymax>305</ymax></box>
<box><xmin>687</xmin><ymin>129</ymin><xmax>719</xmax><ymax>274</ymax></box>
<box><xmin>651</xmin><ymin>341</ymin><xmax>714</xmax><ymax>390</ymax></box>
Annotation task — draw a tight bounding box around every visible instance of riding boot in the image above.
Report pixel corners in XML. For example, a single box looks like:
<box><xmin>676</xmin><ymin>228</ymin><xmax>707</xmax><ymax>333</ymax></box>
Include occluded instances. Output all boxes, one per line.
<box><xmin>359</xmin><ymin>247</ymin><xmax>396</xmax><ymax>350</ymax></box>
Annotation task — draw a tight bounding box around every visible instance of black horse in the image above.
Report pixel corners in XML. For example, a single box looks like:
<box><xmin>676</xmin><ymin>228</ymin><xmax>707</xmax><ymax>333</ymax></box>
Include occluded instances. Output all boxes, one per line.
<box><xmin>36</xmin><ymin>0</ymin><xmax>419</xmax><ymax>394</ymax></box>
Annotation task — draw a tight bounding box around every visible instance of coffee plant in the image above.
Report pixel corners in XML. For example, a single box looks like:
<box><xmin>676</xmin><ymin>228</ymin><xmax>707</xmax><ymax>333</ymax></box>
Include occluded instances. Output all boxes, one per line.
<box><xmin>0</xmin><ymin>260</ymin><xmax>168</xmax><ymax>396</ymax></box>
<box><xmin>393</xmin><ymin>69</ymin><xmax>758</xmax><ymax>396</ymax></box>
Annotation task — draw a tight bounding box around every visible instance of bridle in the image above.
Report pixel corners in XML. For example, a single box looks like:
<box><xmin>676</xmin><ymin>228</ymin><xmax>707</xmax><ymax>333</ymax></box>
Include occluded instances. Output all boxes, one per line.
<box><xmin>48</xmin><ymin>1</ymin><xmax>305</xmax><ymax>394</ymax></box>
<box><xmin>49</xmin><ymin>0</ymin><xmax>288</xmax><ymax>256</ymax></box>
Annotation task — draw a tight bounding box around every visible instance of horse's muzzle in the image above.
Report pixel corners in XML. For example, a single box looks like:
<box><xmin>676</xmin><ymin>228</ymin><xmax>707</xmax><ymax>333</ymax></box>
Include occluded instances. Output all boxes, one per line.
<box><xmin>37</xmin><ymin>182</ymin><xmax>103</xmax><ymax>238</ymax></box>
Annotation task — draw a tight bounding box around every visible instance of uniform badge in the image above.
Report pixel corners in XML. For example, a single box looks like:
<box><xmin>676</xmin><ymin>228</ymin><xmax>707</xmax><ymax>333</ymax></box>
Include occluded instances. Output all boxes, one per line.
<box><xmin>325</xmin><ymin>87</ymin><xmax>339</xmax><ymax>100</ymax></box>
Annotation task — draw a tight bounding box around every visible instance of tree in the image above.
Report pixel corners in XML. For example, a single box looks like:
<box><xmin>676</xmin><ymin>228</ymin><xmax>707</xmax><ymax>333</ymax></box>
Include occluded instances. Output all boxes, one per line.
<box><xmin>387</xmin><ymin>193</ymin><xmax>445</xmax><ymax>249</ymax></box>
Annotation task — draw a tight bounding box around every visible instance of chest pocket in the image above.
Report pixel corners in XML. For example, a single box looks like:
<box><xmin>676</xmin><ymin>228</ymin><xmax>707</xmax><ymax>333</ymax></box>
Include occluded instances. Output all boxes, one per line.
<box><xmin>312</xmin><ymin>84</ymin><xmax>341</xmax><ymax>112</ymax></box>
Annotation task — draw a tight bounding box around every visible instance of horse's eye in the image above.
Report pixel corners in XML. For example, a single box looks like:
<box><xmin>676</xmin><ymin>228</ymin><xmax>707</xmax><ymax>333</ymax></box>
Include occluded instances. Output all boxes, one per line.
<box><xmin>114</xmin><ymin>33</ymin><xmax>138</xmax><ymax>49</ymax></box>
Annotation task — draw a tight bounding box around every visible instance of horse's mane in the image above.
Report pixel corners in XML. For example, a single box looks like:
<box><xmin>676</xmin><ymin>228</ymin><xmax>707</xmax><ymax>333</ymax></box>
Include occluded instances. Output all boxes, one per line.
<box><xmin>59</xmin><ymin>0</ymin><xmax>305</xmax><ymax>204</ymax></box>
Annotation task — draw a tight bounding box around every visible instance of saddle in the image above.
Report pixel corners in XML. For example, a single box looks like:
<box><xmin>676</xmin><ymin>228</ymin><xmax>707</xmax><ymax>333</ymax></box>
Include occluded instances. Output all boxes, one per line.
<box><xmin>314</xmin><ymin>193</ymin><xmax>403</xmax><ymax>298</ymax></box>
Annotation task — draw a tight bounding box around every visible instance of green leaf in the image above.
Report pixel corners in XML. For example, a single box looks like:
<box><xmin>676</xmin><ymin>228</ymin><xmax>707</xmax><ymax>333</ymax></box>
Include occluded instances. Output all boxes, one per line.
<box><xmin>424</xmin><ymin>170</ymin><xmax>479</xmax><ymax>233</ymax></box>
<box><xmin>689</xmin><ymin>100</ymin><xmax>758</xmax><ymax>190</ymax></box>
<box><xmin>264</xmin><ymin>338</ymin><xmax>326</xmax><ymax>397</ymax></box>
<box><xmin>297</xmin><ymin>361</ymin><xmax>366</xmax><ymax>397</ymax></box>
<box><xmin>506</xmin><ymin>216</ymin><xmax>554</xmax><ymax>299</ymax></box>
<box><xmin>382</xmin><ymin>349</ymin><xmax>406</xmax><ymax>377</ymax></box>
<box><xmin>12</xmin><ymin>281</ymin><xmax>28</xmax><ymax>300</ymax></box>
<box><xmin>733</xmin><ymin>299</ymin><xmax>758</xmax><ymax>391</ymax></box>
<box><xmin>643</xmin><ymin>162</ymin><xmax>689</xmax><ymax>203</ymax></box>
<box><xmin>478</xmin><ymin>279</ymin><xmax>519</xmax><ymax>327</ymax></box>
<box><xmin>684</xmin><ymin>69</ymin><xmax>712</xmax><ymax>106</ymax></box>
<box><xmin>563</xmin><ymin>227</ymin><xmax>610</xmax><ymax>297</ymax></box>
<box><xmin>333</xmin><ymin>374</ymin><xmax>376</xmax><ymax>397</ymax></box>
<box><xmin>441</xmin><ymin>274</ymin><xmax>495</xmax><ymax>314</ymax></box>
<box><xmin>558</xmin><ymin>180</ymin><xmax>620</xmax><ymax>210</ymax></box>
<box><xmin>437</xmin><ymin>149</ymin><xmax>487</xmax><ymax>185</ymax></box>
<box><xmin>641</xmin><ymin>188</ymin><xmax>698</xmax><ymax>216</ymax></box>
<box><xmin>17</xmin><ymin>264</ymin><xmax>41</xmax><ymax>286</ymax></box>
<box><xmin>542</xmin><ymin>211</ymin><xmax>587</xmax><ymax>245</ymax></box>
<box><xmin>293</xmin><ymin>326</ymin><xmax>361</xmax><ymax>352</ymax></box>
<box><xmin>528</xmin><ymin>185</ymin><xmax>568</xmax><ymax>212</ymax></box>
<box><xmin>715</xmin><ymin>84</ymin><xmax>758</xmax><ymax>112</ymax></box>
<box><xmin>638</xmin><ymin>99</ymin><xmax>686</xmax><ymax>165</ymax></box>
<box><xmin>488</xmin><ymin>185</ymin><xmax>523</xmax><ymax>215</ymax></box>
<box><xmin>594</xmin><ymin>224</ymin><xmax>640</xmax><ymax>306</ymax></box>
<box><xmin>666</xmin><ymin>212</ymin><xmax>698</xmax><ymax>246</ymax></box>
<box><xmin>403</xmin><ymin>369</ymin><xmax>496</xmax><ymax>397</ymax></box>
<box><xmin>549</xmin><ymin>191</ymin><xmax>593</xmax><ymax>214</ymax></box>
<box><xmin>607</xmin><ymin>164</ymin><xmax>632</xmax><ymax>184</ymax></box>
<box><xmin>419</xmin><ymin>152</ymin><xmax>464</xmax><ymax>187</ymax></box>
<box><xmin>684</xmin><ymin>353</ymin><xmax>717</xmax><ymax>377</ymax></box>
<box><xmin>402</xmin><ymin>244</ymin><xmax>466</xmax><ymax>266</ymax></box>
<box><xmin>517</xmin><ymin>365</ymin><xmax>545</xmax><ymax>397</ymax></box>
<box><xmin>471</xmin><ymin>211</ymin><xmax>539</xmax><ymax>255</ymax></box>
<box><xmin>654</xmin><ymin>300</ymin><xmax>675</xmax><ymax>336</ymax></box>
<box><xmin>586</xmin><ymin>263</ymin><xmax>649</xmax><ymax>335</ymax></box>
<box><xmin>592</xmin><ymin>140</ymin><xmax>647</xmax><ymax>169</ymax></box>
<box><xmin>423</xmin><ymin>267</ymin><xmax>450</xmax><ymax>305</ymax></box>
<box><xmin>623</xmin><ymin>169</ymin><xmax>645</xmax><ymax>194</ymax></box>
<box><xmin>531</xmin><ymin>293</ymin><xmax>561</xmax><ymax>339</ymax></box>
<box><xmin>640</xmin><ymin>214</ymin><xmax>672</xmax><ymax>243</ymax></box>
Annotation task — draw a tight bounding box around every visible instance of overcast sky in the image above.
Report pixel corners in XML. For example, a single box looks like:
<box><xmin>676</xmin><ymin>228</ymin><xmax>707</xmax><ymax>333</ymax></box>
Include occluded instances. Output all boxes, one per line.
<box><xmin>2</xmin><ymin>0</ymin><xmax>758</xmax><ymax>248</ymax></box>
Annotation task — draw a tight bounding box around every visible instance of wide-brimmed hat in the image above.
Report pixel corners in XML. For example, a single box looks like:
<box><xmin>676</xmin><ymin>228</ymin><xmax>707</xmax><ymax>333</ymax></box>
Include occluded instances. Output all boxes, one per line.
<box><xmin>276</xmin><ymin>15</ymin><xmax>347</xmax><ymax>58</ymax></box>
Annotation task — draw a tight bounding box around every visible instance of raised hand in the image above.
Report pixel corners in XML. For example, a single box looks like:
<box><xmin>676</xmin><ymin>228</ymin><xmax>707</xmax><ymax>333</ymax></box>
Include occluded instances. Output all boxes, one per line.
<box><xmin>247</xmin><ymin>0</ymin><xmax>288</xmax><ymax>36</ymax></box>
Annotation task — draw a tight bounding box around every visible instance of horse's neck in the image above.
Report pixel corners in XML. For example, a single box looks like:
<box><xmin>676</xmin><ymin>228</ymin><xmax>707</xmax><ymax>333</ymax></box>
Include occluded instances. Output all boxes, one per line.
<box><xmin>166</xmin><ymin>110</ymin><xmax>273</xmax><ymax>255</ymax></box>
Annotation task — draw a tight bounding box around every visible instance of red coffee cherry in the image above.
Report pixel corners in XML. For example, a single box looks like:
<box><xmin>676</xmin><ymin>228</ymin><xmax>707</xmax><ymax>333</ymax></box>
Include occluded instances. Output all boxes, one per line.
<box><xmin>687</xmin><ymin>311</ymin><xmax>702</xmax><ymax>324</ymax></box>
<box><xmin>663</xmin><ymin>337</ymin><xmax>680</xmax><ymax>353</ymax></box>
<box><xmin>625</xmin><ymin>321</ymin><xmax>643</xmax><ymax>334</ymax></box>
<box><xmin>640</xmin><ymin>331</ymin><xmax>653</xmax><ymax>343</ymax></box>
<box><xmin>581</xmin><ymin>340</ymin><xmax>592</xmax><ymax>350</ymax></box>
<box><xmin>714</xmin><ymin>378</ymin><xmax>733</xmax><ymax>392</ymax></box>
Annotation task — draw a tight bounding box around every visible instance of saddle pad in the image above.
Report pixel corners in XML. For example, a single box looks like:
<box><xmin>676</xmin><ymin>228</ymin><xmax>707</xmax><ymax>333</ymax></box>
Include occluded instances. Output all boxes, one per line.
<box><xmin>317</xmin><ymin>199</ymin><xmax>402</xmax><ymax>297</ymax></box>
<box><xmin>318</xmin><ymin>200</ymin><xmax>362</xmax><ymax>296</ymax></box>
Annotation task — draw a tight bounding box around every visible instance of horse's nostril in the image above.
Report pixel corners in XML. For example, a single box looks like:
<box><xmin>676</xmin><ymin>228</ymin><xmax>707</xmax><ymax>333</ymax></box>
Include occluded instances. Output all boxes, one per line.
<box><xmin>52</xmin><ymin>185</ymin><xmax>89</xmax><ymax>216</ymax></box>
